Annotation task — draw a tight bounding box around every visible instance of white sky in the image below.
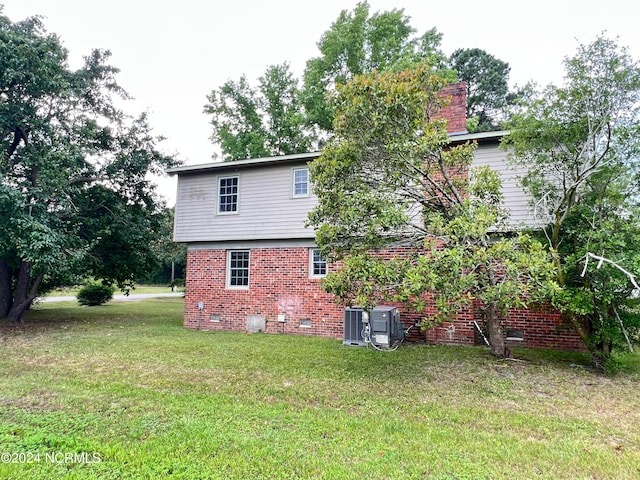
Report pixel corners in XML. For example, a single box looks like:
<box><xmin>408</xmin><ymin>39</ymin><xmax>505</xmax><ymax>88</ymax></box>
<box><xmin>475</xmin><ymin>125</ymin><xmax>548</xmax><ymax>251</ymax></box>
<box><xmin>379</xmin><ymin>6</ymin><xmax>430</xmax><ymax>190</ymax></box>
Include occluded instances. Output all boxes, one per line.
<box><xmin>3</xmin><ymin>0</ymin><xmax>639</xmax><ymax>206</ymax></box>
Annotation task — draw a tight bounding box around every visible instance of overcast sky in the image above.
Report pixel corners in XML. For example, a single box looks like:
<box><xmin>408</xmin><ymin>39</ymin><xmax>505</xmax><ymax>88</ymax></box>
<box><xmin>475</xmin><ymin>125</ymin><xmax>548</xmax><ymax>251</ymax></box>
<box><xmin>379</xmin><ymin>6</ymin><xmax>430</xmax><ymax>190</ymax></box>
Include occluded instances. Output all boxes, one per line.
<box><xmin>3</xmin><ymin>1</ymin><xmax>639</xmax><ymax>205</ymax></box>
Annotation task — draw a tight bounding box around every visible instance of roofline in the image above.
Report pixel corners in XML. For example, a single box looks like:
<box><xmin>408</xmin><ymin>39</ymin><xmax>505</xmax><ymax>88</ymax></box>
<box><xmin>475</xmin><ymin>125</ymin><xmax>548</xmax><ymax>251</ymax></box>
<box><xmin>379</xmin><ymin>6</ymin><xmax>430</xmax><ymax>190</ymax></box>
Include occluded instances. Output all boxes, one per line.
<box><xmin>166</xmin><ymin>151</ymin><xmax>321</xmax><ymax>175</ymax></box>
<box><xmin>448</xmin><ymin>130</ymin><xmax>509</xmax><ymax>143</ymax></box>
<box><xmin>167</xmin><ymin>130</ymin><xmax>510</xmax><ymax>176</ymax></box>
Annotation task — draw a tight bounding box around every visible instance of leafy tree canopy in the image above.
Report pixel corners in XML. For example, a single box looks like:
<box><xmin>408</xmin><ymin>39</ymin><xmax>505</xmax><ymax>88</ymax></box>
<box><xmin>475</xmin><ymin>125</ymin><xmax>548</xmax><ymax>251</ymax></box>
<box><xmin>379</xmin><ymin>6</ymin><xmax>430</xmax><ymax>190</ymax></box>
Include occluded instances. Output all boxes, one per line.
<box><xmin>308</xmin><ymin>63</ymin><xmax>556</xmax><ymax>357</ymax></box>
<box><xmin>204</xmin><ymin>1</ymin><xmax>453</xmax><ymax>161</ymax></box>
<box><xmin>302</xmin><ymin>1</ymin><xmax>451</xmax><ymax>132</ymax></box>
<box><xmin>0</xmin><ymin>9</ymin><xmax>178</xmax><ymax>322</ymax></box>
<box><xmin>204</xmin><ymin>63</ymin><xmax>315</xmax><ymax>161</ymax></box>
<box><xmin>449</xmin><ymin>47</ymin><xmax>516</xmax><ymax>132</ymax></box>
<box><xmin>505</xmin><ymin>35</ymin><xmax>640</xmax><ymax>369</ymax></box>
<box><xmin>145</xmin><ymin>207</ymin><xmax>186</xmax><ymax>285</ymax></box>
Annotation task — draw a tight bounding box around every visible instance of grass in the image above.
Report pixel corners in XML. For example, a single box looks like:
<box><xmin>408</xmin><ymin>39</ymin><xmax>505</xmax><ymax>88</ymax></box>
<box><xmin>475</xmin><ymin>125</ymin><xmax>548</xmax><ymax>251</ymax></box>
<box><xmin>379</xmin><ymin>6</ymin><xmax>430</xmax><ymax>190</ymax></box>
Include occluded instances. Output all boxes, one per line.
<box><xmin>0</xmin><ymin>299</ymin><xmax>638</xmax><ymax>479</ymax></box>
<box><xmin>45</xmin><ymin>284</ymin><xmax>182</xmax><ymax>297</ymax></box>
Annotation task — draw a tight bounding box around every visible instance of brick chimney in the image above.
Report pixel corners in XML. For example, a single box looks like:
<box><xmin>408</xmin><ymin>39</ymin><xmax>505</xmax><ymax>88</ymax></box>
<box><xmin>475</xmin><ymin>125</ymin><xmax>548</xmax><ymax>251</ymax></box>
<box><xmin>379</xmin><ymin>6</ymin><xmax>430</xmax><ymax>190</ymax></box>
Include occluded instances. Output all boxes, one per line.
<box><xmin>437</xmin><ymin>82</ymin><xmax>468</xmax><ymax>135</ymax></box>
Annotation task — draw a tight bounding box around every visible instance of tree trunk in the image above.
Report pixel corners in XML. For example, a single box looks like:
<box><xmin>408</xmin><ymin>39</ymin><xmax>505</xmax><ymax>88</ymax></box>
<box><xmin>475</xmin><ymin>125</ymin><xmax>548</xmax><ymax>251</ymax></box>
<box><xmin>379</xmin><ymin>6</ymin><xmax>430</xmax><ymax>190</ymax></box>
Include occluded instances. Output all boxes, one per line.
<box><xmin>484</xmin><ymin>301</ymin><xmax>508</xmax><ymax>357</ymax></box>
<box><xmin>590</xmin><ymin>341</ymin><xmax>611</xmax><ymax>371</ymax></box>
<box><xmin>0</xmin><ymin>258</ymin><xmax>12</xmax><ymax>319</ymax></box>
<box><xmin>6</xmin><ymin>261</ymin><xmax>42</xmax><ymax>323</ymax></box>
<box><xmin>586</xmin><ymin>312</ymin><xmax>613</xmax><ymax>371</ymax></box>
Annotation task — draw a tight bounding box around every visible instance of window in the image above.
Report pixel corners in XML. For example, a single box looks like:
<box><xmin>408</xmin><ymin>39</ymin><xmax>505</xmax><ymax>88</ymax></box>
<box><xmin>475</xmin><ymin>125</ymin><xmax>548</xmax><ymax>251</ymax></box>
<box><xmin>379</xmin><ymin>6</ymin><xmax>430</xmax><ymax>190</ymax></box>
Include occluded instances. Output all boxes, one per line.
<box><xmin>227</xmin><ymin>250</ymin><xmax>250</xmax><ymax>288</ymax></box>
<box><xmin>310</xmin><ymin>249</ymin><xmax>327</xmax><ymax>278</ymax></box>
<box><xmin>218</xmin><ymin>176</ymin><xmax>239</xmax><ymax>214</ymax></box>
<box><xmin>292</xmin><ymin>168</ymin><xmax>309</xmax><ymax>197</ymax></box>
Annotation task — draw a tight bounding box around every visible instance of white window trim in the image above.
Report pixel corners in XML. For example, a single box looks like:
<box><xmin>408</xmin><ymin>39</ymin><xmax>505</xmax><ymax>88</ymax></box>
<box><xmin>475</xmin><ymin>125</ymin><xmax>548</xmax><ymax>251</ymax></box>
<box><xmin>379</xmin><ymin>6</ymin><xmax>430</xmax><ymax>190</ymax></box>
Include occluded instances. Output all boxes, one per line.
<box><xmin>291</xmin><ymin>167</ymin><xmax>310</xmax><ymax>198</ymax></box>
<box><xmin>309</xmin><ymin>248</ymin><xmax>327</xmax><ymax>278</ymax></box>
<box><xmin>226</xmin><ymin>250</ymin><xmax>250</xmax><ymax>289</ymax></box>
<box><xmin>217</xmin><ymin>175</ymin><xmax>240</xmax><ymax>215</ymax></box>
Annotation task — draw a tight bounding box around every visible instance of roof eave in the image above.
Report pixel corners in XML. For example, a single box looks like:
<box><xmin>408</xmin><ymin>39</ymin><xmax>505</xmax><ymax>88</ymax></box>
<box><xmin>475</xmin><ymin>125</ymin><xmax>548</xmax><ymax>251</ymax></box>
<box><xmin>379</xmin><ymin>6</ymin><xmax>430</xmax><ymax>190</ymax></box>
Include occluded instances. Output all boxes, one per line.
<box><xmin>167</xmin><ymin>130</ymin><xmax>510</xmax><ymax>176</ymax></box>
<box><xmin>166</xmin><ymin>151</ymin><xmax>322</xmax><ymax>175</ymax></box>
<box><xmin>448</xmin><ymin>130</ymin><xmax>509</xmax><ymax>144</ymax></box>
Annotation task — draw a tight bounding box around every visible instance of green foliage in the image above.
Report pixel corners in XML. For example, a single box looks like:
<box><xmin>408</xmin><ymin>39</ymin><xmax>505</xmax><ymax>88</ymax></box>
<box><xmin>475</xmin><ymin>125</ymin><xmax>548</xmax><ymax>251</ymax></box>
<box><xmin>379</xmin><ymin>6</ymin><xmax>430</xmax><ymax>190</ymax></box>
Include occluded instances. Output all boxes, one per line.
<box><xmin>505</xmin><ymin>35</ymin><xmax>640</xmax><ymax>368</ymax></box>
<box><xmin>309</xmin><ymin>63</ymin><xmax>555</xmax><ymax>357</ymax></box>
<box><xmin>204</xmin><ymin>74</ymin><xmax>270</xmax><ymax>161</ymax></box>
<box><xmin>309</xmin><ymin>63</ymin><xmax>468</xmax><ymax>256</ymax></box>
<box><xmin>260</xmin><ymin>63</ymin><xmax>316</xmax><ymax>156</ymax></box>
<box><xmin>204</xmin><ymin>2</ymin><xmax>455</xmax><ymax>159</ymax></box>
<box><xmin>302</xmin><ymin>1</ymin><xmax>451</xmax><ymax>131</ymax></box>
<box><xmin>0</xmin><ymin>10</ymin><xmax>178</xmax><ymax>322</ymax></box>
<box><xmin>449</xmin><ymin>48</ymin><xmax>518</xmax><ymax>132</ymax></box>
<box><xmin>143</xmin><ymin>207</ymin><xmax>186</xmax><ymax>284</ymax></box>
<box><xmin>204</xmin><ymin>63</ymin><xmax>315</xmax><ymax>161</ymax></box>
<box><xmin>76</xmin><ymin>283</ymin><xmax>115</xmax><ymax>306</ymax></box>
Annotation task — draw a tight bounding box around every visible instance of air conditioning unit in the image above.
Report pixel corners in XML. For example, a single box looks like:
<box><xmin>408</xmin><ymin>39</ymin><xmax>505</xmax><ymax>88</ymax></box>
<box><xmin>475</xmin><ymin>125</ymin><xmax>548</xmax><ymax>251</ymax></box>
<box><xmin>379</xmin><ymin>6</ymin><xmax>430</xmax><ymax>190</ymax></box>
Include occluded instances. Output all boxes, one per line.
<box><xmin>343</xmin><ymin>306</ymin><xmax>404</xmax><ymax>349</ymax></box>
<box><xmin>343</xmin><ymin>307</ymin><xmax>366</xmax><ymax>346</ymax></box>
<box><xmin>369</xmin><ymin>306</ymin><xmax>404</xmax><ymax>348</ymax></box>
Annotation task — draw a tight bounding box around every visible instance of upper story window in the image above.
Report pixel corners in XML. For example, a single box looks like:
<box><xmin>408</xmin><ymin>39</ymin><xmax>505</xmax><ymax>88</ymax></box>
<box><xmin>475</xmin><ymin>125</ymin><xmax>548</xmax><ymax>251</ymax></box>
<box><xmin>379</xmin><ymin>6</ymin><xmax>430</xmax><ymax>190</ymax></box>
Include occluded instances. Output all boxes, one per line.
<box><xmin>292</xmin><ymin>167</ymin><xmax>309</xmax><ymax>198</ymax></box>
<box><xmin>227</xmin><ymin>250</ymin><xmax>250</xmax><ymax>288</ymax></box>
<box><xmin>310</xmin><ymin>248</ymin><xmax>327</xmax><ymax>278</ymax></box>
<box><xmin>218</xmin><ymin>175</ymin><xmax>239</xmax><ymax>214</ymax></box>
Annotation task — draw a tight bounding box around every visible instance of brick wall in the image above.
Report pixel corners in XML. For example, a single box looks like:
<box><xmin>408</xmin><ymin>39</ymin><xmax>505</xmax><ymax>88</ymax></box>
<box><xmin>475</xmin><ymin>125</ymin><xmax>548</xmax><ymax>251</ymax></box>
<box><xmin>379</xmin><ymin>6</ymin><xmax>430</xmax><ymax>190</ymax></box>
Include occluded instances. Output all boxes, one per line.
<box><xmin>184</xmin><ymin>246</ymin><xmax>585</xmax><ymax>351</ymax></box>
<box><xmin>185</xmin><ymin>247</ymin><xmax>344</xmax><ymax>337</ymax></box>
<box><xmin>422</xmin><ymin>302</ymin><xmax>585</xmax><ymax>351</ymax></box>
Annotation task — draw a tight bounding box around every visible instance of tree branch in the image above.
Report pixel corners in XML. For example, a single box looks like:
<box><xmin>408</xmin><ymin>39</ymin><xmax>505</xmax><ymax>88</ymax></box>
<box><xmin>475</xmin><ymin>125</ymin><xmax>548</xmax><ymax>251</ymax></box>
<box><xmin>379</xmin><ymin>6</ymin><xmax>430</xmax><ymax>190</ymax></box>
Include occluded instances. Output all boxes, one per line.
<box><xmin>69</xmin><ymin>176</ymin><xmax>109</xmax><ymax>185</ymax></box>
<box><xmin>581</xmin><ymin>252</ymin><xmax>640</xmax><ymax>291</ymax></box>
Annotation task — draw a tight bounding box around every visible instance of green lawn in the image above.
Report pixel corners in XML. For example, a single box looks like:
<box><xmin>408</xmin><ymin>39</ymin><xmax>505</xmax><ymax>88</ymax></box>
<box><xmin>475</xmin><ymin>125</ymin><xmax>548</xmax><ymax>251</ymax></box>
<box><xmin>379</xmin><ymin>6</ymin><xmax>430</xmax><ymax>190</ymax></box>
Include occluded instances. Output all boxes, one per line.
<box><xmin>45</xmin><ymin>284</ymin><xmax>182</xmax><ymax>297</ymax></box>
<box><xmin>0</xmin><ymin>299</ymin><xmax>638</xmax><ymax>479</ymax></box>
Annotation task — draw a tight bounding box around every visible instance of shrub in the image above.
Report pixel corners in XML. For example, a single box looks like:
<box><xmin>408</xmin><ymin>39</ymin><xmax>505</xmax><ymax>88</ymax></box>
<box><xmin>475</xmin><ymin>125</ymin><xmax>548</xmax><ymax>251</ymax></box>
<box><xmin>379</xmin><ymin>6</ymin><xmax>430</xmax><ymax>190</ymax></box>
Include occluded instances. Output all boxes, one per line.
<box><xmin>77</xmin><ymin>284</ymin><xmax>115</xmax><ymax>306</ymax></box>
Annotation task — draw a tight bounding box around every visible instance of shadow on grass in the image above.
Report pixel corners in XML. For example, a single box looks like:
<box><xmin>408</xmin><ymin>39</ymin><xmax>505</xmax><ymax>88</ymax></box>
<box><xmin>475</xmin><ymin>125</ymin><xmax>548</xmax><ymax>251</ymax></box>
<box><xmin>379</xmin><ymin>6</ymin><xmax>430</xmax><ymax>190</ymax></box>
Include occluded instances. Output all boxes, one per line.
<box><xmin>0</xmin><ymin>298</ymin><xmax>185</xmax><ymax>337</ymax></box>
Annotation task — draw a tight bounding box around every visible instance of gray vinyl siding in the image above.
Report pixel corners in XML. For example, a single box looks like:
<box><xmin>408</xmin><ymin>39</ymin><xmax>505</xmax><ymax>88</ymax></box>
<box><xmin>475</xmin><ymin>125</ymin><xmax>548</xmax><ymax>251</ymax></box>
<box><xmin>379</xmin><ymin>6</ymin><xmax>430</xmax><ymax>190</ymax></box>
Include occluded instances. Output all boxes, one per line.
<box><xmin>172</xmin><ymin>142</ymin><xmax>539</xmax><ymax>243</ymax></box>
<box><xmin>174</xmin><ymin>163</ymin><xmax>317</xmax><ymax>242</ymax></box>
<box><xmin>471</xmin><ymin>143</ymin><xmax>538</xmax><ymax>229</ymax></box>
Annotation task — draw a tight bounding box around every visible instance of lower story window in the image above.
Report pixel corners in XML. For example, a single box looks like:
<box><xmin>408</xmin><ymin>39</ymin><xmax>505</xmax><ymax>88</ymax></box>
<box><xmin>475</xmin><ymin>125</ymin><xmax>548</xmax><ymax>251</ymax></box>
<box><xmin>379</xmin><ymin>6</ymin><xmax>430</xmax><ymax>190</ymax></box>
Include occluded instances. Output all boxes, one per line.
<box><xmin>228</xmin><ymin>250</ymin><xmax>250</xmax><ymax>288</ymax></box>
<box><xmin>310</xmin><ymin>249</ymin><xmax>327</xmax><ymax>278</ymax></box>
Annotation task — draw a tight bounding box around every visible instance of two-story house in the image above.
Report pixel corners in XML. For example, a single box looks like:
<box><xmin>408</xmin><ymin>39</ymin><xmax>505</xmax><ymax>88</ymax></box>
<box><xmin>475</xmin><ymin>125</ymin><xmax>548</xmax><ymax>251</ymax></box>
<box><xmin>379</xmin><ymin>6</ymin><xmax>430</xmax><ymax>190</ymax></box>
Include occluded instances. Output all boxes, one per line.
<box><xmin>169</xmin><ymin>85</ymin><xmax>585</xmax><ymax>351</ymax></box>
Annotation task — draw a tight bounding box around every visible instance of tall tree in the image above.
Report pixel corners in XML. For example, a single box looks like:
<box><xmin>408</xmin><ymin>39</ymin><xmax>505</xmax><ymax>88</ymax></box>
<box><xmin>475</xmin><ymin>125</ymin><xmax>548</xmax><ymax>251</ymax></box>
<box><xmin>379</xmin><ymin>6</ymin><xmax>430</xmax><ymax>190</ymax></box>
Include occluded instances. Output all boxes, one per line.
<box><xmin>0</xmin><ymin>10</ymin><xmax>177</xmax><ymax>322</ymax></box>
<box><xmin>204</xmin><ymin>2</ymin><xmax>450</xmax><ymax>160</ymax></box>
<box><xmin>308</xmin><ymin>63</ymin><xmax>555</xmax><ymax>357</ymax></box>
<box><xmin>505</xmin><ymin>36</ymin><xmax>640</xmax><ymax>369</ymax></box>
<box><xmin>204</xmin><ymin>75</ymin><xmax>271</xmax><ymax>161</ymax></box>
<box><xmin>449</xmin><ymin>48</ymin><xmax>513</xmax><ymax>132</ymax></box>
<box><xmin>204</xmin><ymin>63</ymin><xmax>314</xmax><ymax>161</ymax></box>
<box><xmin>146</xmin><ymin>207</ymin><xmax>187</xmax><ymax>285</ymax></box>
<box><xmin>260</xmin><ymin>64</ymin><xmax>315</xmax><ymax>157</ymax></box>
<box><xmin>302</xmin><ymin>1</ymin><xmax>449</xmax><ymax>132</ymax></box>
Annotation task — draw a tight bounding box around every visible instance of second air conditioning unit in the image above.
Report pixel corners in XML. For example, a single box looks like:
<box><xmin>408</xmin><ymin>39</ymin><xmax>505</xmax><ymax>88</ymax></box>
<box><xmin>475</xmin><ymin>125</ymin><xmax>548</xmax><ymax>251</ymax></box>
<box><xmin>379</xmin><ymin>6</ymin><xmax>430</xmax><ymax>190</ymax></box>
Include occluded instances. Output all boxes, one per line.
<box><xmin>367</xmin><ymin>306</ymin><xmax>404</xmax><ymax>349</ymax></box>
